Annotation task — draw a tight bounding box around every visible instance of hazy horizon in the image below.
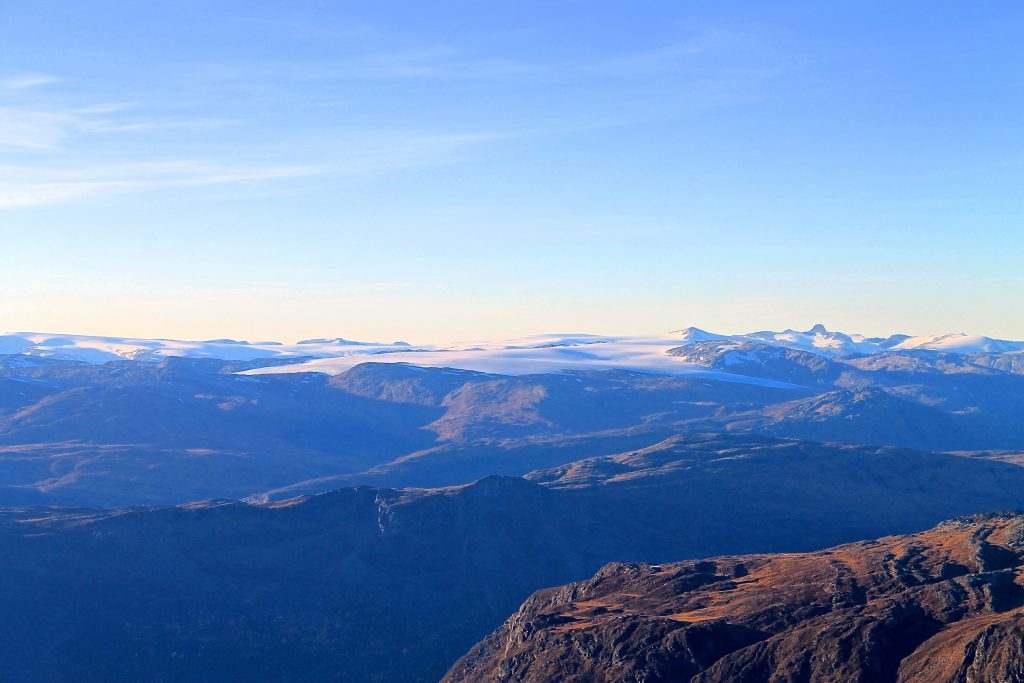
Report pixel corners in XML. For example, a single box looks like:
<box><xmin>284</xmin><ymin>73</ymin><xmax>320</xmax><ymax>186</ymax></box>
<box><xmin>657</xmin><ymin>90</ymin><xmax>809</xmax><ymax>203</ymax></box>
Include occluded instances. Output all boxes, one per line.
<box><xmin>3</xmin><ymin>321</ymin><xmax>1021</xmax><ymax>351</ymax></box>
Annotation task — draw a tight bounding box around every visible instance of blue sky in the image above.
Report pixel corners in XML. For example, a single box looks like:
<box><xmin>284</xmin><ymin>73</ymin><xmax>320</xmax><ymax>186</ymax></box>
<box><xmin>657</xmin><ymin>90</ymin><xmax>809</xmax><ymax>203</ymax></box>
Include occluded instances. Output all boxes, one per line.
<box><xmin>2</xmin><ymin>1</ymin><xmax>1022</xmax><ymax>342</ymax></box>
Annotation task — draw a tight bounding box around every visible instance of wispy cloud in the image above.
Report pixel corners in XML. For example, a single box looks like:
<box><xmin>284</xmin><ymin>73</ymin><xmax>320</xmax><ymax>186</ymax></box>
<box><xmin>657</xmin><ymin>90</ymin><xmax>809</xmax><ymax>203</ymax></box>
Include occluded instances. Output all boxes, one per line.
<box><xmin>0</xmin><ymin>27</ymin><xmax>781</xmax><ymax>209</ymax></box>
<box><xmin>0</xmin><ymin>65</ymin><xmax>510</xmax><ymax>208</ymax></box>
<box><xmin>0</xmin><ymin>130</ymin><xmax>505</xmax><ymax>208</ymax></box>
<box><xmin>0</xmin><ymin>107</ymin><xmax>78</xmax><ymax>148</ymax></box>
<box><xmin>2</xmin><ymin>73</ymin><xmax>60</xmax><ymax>89</ymax></box>
<box><xmin>74</xmin><ymin>103</ymin><xmax>134</xmax><ymax>115</ymax></box>
<box><xmin>583</xmin><ymin>31</ymin><xmax>761</xmax><ymax>77</ymax></box>
<box><xmin>0</xmin><ymin>104</ymin><xmax>237</xmax><ymax>149</ymax></box>
<box><xmin>0</xmin><ymin>161</ymin><xmax>323</xmax><ymax>208</ymax></box>
<box><xmin>283</xmin><ymin>30</ymin><xmax>764</xmax><ymax>84</ymax></box>
<box><xmin>84</xmin><ymin>117</ymin><xmax>239</xmax><ymax>134</ymax></box>
<box><xmin>322</xmin><ymin>130</ymin><xmax>510</xmax><ymax>176</ymax></box>
<box><xmin>285</xmin><ymin>46</ymin><xmax>543</xmax><ymax>81</ymax></box>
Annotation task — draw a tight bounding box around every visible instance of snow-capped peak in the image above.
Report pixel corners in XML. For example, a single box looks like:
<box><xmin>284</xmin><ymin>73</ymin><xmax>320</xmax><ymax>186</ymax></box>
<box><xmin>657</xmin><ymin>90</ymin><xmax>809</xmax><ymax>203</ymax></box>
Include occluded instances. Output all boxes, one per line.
<box><xmin>891</xmin><ymin>333</ymin><xmax>1024</xmax><ymax>354</ymax></box>
<box><xmin>0</xmin><ymin>332</ymin><xmax>416</xmax><ymax>364</ymax></box>
<box><xmin>1</xmin><ymin>326</ymin><xmax>1020</xmax><ymax>378</ymax></box>
<box><xmin>668</xmin><ymin>325</ymin><xmax>1023</xmax><ymax>358</ymax></box>
<box><xmin>671</xmin><ymin>327</ymin><xmax>727</xmax><ymax>343</ymax></box>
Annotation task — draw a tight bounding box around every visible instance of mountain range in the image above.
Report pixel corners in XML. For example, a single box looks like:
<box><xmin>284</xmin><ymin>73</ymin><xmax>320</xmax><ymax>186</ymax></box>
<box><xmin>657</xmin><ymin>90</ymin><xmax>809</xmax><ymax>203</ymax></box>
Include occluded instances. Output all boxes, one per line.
<box><xmin>1</xmin><ymin>325</ymin><xmax>1024</xmax><ymax>506</ymax></box>
<box><xmin>4</xmin><ymin>324</ymin><xmax>1023</xmax><ymax>370</ymax></box>
<box><xmin>3</xmin><ymin>324</ymin><xmax>1024</xmax><ymax>680</ymax></box>
<box><xmin>6</xmin><ymin>436</ymin><xmax>1024</xmax><ymax>682</ymax></box>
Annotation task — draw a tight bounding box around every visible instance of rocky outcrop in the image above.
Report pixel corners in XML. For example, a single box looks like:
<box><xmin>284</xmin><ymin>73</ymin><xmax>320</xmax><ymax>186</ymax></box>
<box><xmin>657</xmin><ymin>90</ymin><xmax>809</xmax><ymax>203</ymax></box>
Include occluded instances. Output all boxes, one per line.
<box><xmin>445</xmin><ymin>513</ymin><xmax>1024</xmax><ymax>683</ymax></box>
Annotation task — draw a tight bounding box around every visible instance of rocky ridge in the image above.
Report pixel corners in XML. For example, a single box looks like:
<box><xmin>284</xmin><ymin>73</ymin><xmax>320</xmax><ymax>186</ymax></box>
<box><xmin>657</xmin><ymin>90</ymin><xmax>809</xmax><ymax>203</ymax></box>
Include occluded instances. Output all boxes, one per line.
<box><xmin>445</xmin><ymin>513</ymin><xmax>1024</xmax><ymax>683</ymax></box>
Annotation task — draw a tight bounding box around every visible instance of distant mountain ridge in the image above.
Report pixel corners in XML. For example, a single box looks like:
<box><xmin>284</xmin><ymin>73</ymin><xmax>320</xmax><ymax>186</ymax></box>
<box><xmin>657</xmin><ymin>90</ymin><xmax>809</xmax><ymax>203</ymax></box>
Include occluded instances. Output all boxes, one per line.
<box><xmin>3</xmin><ymin>338</ymin><xmax>1024</xmax><ymax>507</ymax></box>
<box><xmin>675</xmin><ymin>324</ymin><xmax>1024</xmax><ymax>357</ymax></box>
<box><xmin>2</xmin><ymin>325</ymin><xmax>1021</xmax><ymax>371</ymax></box>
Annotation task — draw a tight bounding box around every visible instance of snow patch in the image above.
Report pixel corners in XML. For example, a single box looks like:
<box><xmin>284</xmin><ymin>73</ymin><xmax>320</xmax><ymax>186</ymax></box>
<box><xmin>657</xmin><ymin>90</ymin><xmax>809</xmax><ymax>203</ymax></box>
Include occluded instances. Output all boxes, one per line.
<box><xmin>240</xmin><ymin>334</ymin><xmax>798</xmax><ymax>388</ymax></box>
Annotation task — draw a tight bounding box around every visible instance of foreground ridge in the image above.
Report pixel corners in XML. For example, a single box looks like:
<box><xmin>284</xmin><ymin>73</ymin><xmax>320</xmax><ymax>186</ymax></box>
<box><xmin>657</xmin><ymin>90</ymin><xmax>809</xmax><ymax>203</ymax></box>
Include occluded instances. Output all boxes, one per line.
<box><xmin>445</xmin><ymin>512</ymin><xmax>1024</xmax><ymax>683</ymax></box>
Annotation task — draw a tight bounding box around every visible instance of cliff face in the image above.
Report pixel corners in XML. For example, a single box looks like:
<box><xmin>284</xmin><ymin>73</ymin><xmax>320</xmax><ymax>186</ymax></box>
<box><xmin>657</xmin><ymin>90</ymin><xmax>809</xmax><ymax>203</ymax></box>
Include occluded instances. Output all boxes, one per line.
<box><xmin>445</xmin><ymin>513</ymin><xmax>1024</xmax><ymax>683</ymax></box>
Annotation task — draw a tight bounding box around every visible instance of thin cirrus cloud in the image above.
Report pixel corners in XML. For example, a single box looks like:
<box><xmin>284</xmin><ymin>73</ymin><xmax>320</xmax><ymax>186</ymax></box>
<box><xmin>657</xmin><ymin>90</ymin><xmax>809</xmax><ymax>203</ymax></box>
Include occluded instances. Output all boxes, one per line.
<box><xmin>0</xmin><ymin>66</ymin><xmax>509</xmax><ymax>209</ymax></box>
<box><xmin>287</xmin><ymin>30</ymin><xmax>758</xmax><ymax>83</ymax></box>
<box><xmin>0</xmin><ymin>106</ymin><xmax>80</xmax><ymax>149</ymax></box>
<box><xmin>0</xmin><ymin>161</ymin><xmax>324</xmax><ymax>209</ymax></box>
<box><xmin>276</xmin><ymin>33</ymin><xmax>780</xmax><ymax>139</ymax></box>
<box><xmin>0</xmin><ymin>29</ymin><xmax>778</xmax><ymax>210</ymax></box>
<box><xmin>1</xmin><ymin>73</ymin><xmax>60</xmax><ymax>89</ymax></box>
<box><xmin>0</xmin><ymin>104</ymin><xmax>236</xmax><ymax>149</ymax></box>
<box><xmin>0</xmin><ymin>131</ymin><xmax>506</xmax><ymax>209</ymax></box>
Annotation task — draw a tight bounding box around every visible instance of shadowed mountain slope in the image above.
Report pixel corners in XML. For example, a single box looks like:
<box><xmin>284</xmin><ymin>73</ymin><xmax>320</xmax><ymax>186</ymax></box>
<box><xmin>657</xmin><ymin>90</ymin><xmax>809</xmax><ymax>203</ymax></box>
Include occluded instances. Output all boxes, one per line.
<box><xmin>4</xmin><ymin>350</ymin><xmax>1024</xmax><ymax>506</ymax></box>
<box><xmin>0</xmin><ymin>360</ymin><xmax>804</xmax><ymax>505</ymax></box>
<box><xmin>7</xmin><ymin>435</ymin><xmax>1024</xmax><ymax>681</ymax></box>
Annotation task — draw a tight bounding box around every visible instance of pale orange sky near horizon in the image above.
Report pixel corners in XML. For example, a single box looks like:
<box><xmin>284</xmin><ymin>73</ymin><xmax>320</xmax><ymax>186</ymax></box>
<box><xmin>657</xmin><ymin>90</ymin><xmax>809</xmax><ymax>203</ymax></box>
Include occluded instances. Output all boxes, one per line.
<box><xmin>4</xmin><ymin>279</ymin><xmax>1020</xmax><ymax>344</ymax></box>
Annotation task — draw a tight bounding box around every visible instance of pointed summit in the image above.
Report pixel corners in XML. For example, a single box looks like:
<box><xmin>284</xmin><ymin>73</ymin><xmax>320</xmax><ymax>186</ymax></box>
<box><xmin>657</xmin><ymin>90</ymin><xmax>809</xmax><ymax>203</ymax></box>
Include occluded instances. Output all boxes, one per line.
<box><xmin>807</xmin><ymin>324</ymin><xmax>828</xmax><ymax>335</ymax></box>
<box><xmin>672</xmin><ymin>326</ymin><xmax>721</xmax><ymax>342</ymax></box>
